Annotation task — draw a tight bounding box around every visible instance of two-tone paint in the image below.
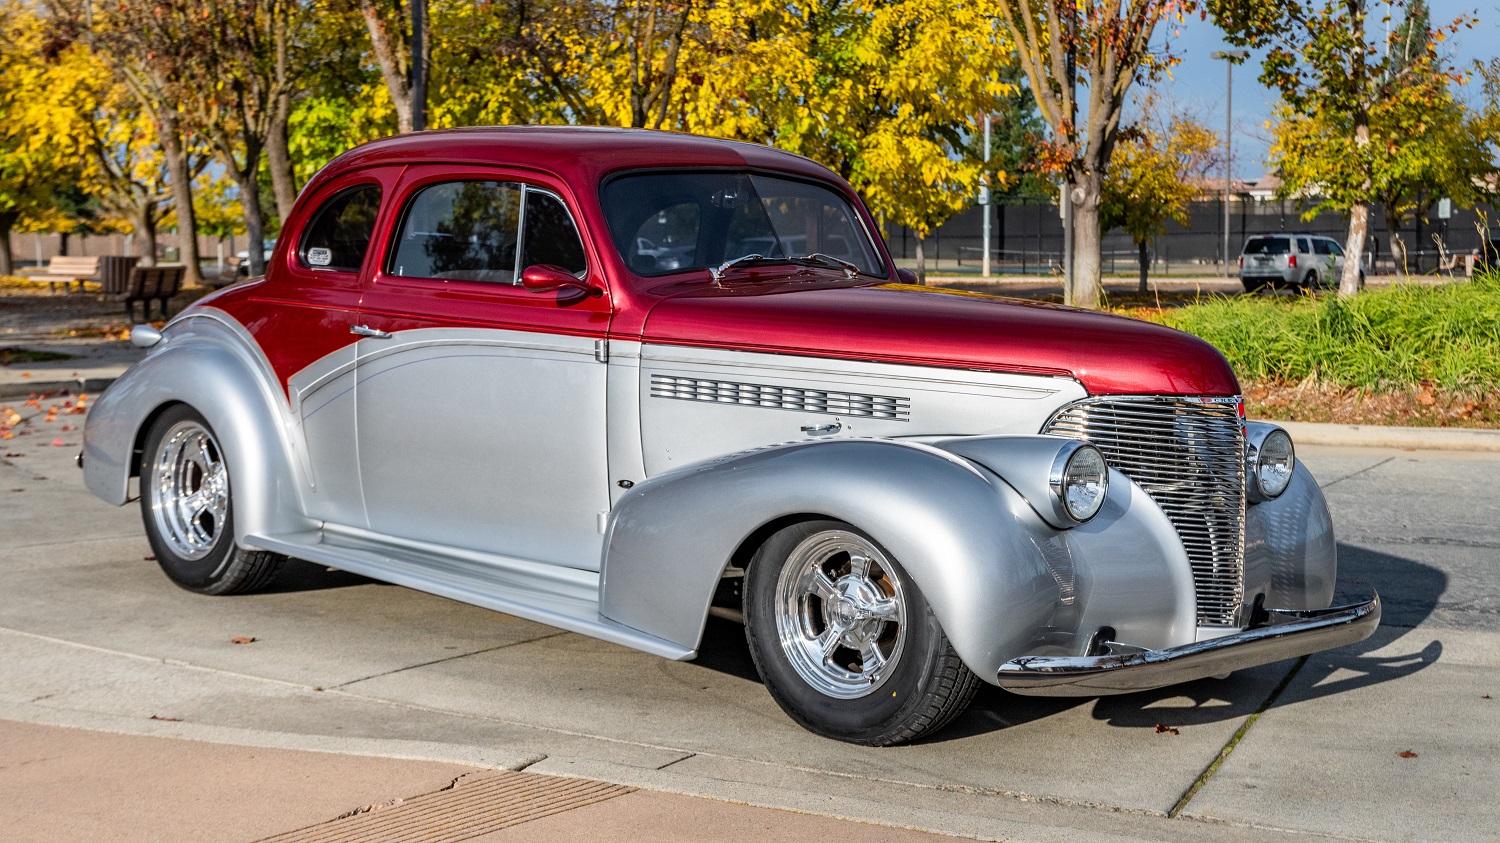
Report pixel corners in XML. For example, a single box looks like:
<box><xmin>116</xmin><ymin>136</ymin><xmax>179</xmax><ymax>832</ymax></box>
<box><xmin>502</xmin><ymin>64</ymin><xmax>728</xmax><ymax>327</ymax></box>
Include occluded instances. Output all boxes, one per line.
<box><xmin>83</xmin><ymin>127</ymin><xmax>1375</xmax><ymax>693</ymax></box>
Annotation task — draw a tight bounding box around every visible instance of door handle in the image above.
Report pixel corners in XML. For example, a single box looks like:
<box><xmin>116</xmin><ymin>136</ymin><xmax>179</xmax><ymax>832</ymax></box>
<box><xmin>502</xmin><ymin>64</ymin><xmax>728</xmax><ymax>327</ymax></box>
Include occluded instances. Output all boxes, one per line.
<box><xmin>800</xmin><ymin>420</ymin><xmax>842</xmax><ymax>435</ymax></box>
<box><xmin>350</xmin><ymin>324</ymin><xmax>391</xmax><ymax>339</ymax></box>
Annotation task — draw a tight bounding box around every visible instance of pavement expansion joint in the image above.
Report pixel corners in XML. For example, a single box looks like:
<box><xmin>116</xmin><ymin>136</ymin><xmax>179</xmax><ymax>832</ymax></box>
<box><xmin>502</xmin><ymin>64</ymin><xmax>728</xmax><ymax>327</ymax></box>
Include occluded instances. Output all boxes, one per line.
<box><xmin>253</xmin><ymin>769</ymin><xmax>634</xmax><ymax>843</ymax></box>
<box><xmin>1316</xmin><ymin>457</ymin><xmax>1395</xmax><ymax>490</ymax></box>
<box><xmin>329</xmin><ymin>631</ymin><xmax>571</xmax><ymax>690</ymax></box>
<box><xmin>1167</xmin><ymin>654</ymin><xmax>1308</xmax><ymax>819</ymax></box>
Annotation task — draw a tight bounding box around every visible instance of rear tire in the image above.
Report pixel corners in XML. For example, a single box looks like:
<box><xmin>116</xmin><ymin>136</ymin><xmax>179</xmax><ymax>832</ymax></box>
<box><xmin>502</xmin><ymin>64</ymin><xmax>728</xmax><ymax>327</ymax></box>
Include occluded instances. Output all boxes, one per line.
<box><xmin>140</xmin><ymin>405</ymin><xmax>286</xmax><ymax>595</ymax></box>
<box><xmin>1241</xmin><ymin>278</ymin><xmax>1266</xmax><ymax>294</ymax></box>
<box><xmin>744</xmin><ymin>520</ymin><xmax>980</xmax><ymax>745</ymax></box>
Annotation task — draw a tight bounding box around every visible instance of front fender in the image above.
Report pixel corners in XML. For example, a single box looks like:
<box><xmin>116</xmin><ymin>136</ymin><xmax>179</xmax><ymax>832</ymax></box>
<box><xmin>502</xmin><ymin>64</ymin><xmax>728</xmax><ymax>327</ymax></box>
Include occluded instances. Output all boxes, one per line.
<box><xmin>600</xmin><ymin>435</ymin><xmax>1202</xmax><ymax>680</ymax></box>
<box><xmin>600</xmin><ymin>439</ymin><xmax>1060</xmax><ymax>677</ymax></box>
<box><xmin>82</xmin><ymin>314</ymin><xmax>314</xmax><ymax>541</ymax></box>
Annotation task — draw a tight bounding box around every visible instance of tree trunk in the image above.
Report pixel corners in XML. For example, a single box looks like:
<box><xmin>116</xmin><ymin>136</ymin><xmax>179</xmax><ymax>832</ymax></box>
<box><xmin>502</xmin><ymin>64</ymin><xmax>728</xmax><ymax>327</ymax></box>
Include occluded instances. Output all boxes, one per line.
<box><xmin>1069</xmin><ymin>173</ymin><xmax>1103</xmax><ymax>309</ymax></box>
<box><xmin>1341</xmin><ymin>202</ymin><xmax>1369</xmax><ymax>297</ymax></box>
<box><xmin>1384</xmin><ymin>205</ymin><xmax>1407</xmax><ymax>275</ymax></box>
<box><xmin>59</xmin><ymin>232</ymin><xmax>71</xmax><ymax>257</ymax></box>
<box><xmin>266</xmin><ymin>90</ymin><xmax>298</xmax><ymax>221</ymax></box>
<box><xmin>1137</xmin><ymin>239</ymin><xmax>1149</xmax><ymax>293</ymax></box>
<box><xmin>126</xmin><ymin>208</ymin><xmax>159</xmax><ymax>267</ymax></box>
<box><xmin>360</xmin><ymin>0</ymin><xmax>414</xmax><ymax>133</ymax></box>
<box><xmin>158</xmin><ymin>114</ymin><xmax>204</xmax><ymax>286</ymax></box>
<box><xmin>235</xmin><ymin>153</ymin><xmax>267</xmax><ymax>277</ymax></box>
<box><xmin>915</xmin><ymin>235</ymin><xmax>927</xmax><ymax>285</ymax></box>
<box><xmin>0</xmin><ymin>212</ymin><xmax>16</xmax><ymax>276</ymax></box>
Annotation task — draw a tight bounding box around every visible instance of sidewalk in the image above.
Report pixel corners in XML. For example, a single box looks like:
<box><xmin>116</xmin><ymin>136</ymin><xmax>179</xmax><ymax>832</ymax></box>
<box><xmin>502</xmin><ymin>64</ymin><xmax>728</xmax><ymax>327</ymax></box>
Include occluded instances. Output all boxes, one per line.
<box><xmin>0</xmin><ymin>719</ymin><xmax>950</xmax><ymax>843</ymax></box>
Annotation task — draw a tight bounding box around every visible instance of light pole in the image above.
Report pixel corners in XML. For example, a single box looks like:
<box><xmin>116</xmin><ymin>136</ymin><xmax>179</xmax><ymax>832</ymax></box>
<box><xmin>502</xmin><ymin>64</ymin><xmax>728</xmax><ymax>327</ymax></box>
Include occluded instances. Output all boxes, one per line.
<box><xmin>981</xmin><ymin>113</ymin><xmax>992</xmax><ymax>278</ymax></box>
<box><xmin>1211</xmin><ymin>50</ymin><xmax>1248</xmax><ymax>277</ymax></box>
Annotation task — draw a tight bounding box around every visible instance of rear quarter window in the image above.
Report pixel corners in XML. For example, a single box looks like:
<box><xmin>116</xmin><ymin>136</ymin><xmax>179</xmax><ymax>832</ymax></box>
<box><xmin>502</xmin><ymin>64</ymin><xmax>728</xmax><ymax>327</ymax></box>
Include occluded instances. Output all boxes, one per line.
<box><xmin>299</xmin><ymin>185</ymin><xmax>382</xmax><ymax>272</ymax></box>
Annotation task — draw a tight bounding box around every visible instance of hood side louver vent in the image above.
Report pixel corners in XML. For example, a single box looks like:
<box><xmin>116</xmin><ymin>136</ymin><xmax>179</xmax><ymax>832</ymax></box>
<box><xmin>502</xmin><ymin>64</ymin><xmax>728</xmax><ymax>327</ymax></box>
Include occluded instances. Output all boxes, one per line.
<box><xmin>650</xmin><ymin>374</ymin><xmax>910</xmax><ymax>421</ymax></box>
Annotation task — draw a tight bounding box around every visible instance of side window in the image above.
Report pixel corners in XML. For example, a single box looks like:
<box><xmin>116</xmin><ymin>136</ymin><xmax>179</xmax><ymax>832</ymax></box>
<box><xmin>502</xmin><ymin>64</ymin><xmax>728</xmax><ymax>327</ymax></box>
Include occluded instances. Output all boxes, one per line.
<box><xmin>1328</xmin><ymin>241</ymin><xmax>1345</xmax><ymax>257</ymax></box>
<box><xmin>1297</xmin><ymin>237</ymin><xmax>1312</xmax><ymax>254</ymax></box>
<box><xmin>389</xmin><ymin>181</ymin><xmax>521</xmax><ymax>283</ymax></box>
<box><xmin>299</xmin><ymin>185</ymin><xmax>381</xmax><ymax>272</ymax></box>
<box><xmin>1313</xmin><ymin>240</ymin><xmax>1331</xmax><ymax>256</ymax></box>
<box><xmin>520</xmin><ymin>190</ymin><xmax>588</xmax><ymax>277</ymax></box>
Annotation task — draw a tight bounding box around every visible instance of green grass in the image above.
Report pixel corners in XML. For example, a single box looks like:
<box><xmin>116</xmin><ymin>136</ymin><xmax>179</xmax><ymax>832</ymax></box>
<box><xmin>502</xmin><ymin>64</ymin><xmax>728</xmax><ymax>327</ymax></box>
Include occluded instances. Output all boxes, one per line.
<box><xmin>1130</xmin><ymin>271</ymin><xmax>1500</xmax><ymax>392</ymax></box>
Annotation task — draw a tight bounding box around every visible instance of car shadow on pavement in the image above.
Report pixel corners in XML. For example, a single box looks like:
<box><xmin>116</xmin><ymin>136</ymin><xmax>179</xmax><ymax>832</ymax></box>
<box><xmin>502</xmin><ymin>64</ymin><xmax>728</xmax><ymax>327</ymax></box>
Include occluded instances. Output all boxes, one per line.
<box><xmin>258</xmin><ymin>559</ymin><xmax>379</xmax><ymax>593</ymax></box>
<box><xmin>932</xmin><ymin>543</ymin><xmax>1446</xmax><ymax>743</ymax></box>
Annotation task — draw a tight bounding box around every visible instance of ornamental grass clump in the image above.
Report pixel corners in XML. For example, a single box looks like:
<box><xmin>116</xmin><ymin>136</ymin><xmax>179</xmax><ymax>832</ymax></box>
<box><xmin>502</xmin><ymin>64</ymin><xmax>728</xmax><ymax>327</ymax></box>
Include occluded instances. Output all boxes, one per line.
<box><xmin>1147</xmin><ymin>272</ymin><xmax>1500</xmax><ymax>393</ymax></box>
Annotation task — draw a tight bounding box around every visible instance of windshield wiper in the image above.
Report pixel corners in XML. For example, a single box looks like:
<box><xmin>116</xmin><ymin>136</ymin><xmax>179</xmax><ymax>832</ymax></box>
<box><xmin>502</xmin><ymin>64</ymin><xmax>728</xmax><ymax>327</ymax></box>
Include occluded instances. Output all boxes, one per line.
<box><xmin>708</xmin><ymin>252</ymin><xmax>859</xmax><ymax>285</ymax></box>
<box><xmin>788</xmin><ymin>253</ymin><xmax>858</xmax><ymax>278</ymax></box>
<box><xmin>709</xmin><ymin>253</ymin><xmax>765</xmax><ymax>285</ymax></box>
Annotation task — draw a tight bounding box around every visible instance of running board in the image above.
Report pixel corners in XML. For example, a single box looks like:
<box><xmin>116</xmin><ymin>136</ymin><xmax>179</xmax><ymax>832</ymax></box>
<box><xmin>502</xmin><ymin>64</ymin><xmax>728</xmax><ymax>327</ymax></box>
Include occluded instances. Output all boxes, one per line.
<box><xmin>243</xmin><ymin>528</ymin><xmax>696</xmax><ymax>661</ymax></box>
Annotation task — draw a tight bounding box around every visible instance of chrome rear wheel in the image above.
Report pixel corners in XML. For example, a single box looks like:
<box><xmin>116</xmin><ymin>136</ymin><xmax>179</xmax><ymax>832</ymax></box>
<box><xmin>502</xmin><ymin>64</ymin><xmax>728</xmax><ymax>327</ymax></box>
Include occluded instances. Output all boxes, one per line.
<box><xmin>140</xmin><ymin>405</ymin><xmax>286</xmax><ymax>595</ymax></box>
<box><xmin>149</xmin><ymin>420</ymin><xmax>229</xmax><ymax>561</ymax></box>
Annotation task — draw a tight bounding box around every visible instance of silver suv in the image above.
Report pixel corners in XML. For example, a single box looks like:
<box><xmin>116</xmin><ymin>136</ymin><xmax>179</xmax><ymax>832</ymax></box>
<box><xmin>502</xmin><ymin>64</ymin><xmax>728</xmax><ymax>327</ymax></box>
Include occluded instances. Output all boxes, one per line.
<box><xmin>1239</xmin><ymin>234</ymin><xmax>1354</xmax><ymax>292</ymax></box>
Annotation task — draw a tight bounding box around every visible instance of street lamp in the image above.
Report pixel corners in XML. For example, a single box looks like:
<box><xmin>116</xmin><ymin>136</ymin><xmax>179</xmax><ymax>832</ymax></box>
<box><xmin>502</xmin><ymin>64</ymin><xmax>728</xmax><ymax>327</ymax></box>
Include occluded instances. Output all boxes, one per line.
<box><xmin>1211</xmin><ymin>49</ymin><xmax>1249</xmax><ymax>277</ymax></box>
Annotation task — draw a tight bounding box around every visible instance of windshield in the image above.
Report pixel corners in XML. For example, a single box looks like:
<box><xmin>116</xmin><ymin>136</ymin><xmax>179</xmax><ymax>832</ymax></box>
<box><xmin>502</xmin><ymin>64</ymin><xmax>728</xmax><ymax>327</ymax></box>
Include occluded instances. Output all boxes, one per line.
<box><xmin>1244</xmin><ymin>237</ymin><xmax>1291</xmax><ymax>255</ymax></box>
<box><xmin>601</xmin><ymin>171</ymin><xmax>886</xmax><ymax>277</ymax></box>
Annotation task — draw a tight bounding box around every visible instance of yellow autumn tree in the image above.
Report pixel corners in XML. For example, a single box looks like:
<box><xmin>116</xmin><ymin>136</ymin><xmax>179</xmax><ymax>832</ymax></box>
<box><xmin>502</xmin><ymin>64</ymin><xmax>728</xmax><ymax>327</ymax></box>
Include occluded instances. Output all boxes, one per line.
<box><xmin>1100</xmin><ymin>103</ymin><xmax>1220</xmax><ymax>292</ymax></box>
<box><xmin>0</xmin><ymin>1</ymin><xmax>95</xmax><ymax>275</ymax></box>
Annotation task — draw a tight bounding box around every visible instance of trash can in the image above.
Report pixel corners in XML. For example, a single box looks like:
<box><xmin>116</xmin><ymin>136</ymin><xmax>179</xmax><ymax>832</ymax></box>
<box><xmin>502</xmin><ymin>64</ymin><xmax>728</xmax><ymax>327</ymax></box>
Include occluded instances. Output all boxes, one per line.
<box><xmin>98</xmin><ymin>256</ymin><xmax>140</xmax><ymax>295</ymax></box>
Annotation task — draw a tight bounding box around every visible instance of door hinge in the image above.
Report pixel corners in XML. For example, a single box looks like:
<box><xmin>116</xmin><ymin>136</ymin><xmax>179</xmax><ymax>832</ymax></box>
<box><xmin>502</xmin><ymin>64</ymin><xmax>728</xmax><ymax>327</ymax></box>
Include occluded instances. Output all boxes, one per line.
<box><xmin>594</xmin><ymin>338</ymin><xmax>609</xmax><ymax>363</ymax></box>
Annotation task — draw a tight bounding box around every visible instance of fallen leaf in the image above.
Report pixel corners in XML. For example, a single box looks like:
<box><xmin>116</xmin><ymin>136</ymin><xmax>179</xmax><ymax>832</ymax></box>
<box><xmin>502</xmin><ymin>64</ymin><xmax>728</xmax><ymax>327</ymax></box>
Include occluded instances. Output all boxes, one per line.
<box><xmin>1483</xmin><ymin>694</ymin><xmax>1493</xmax><ymax>700</ymax></box>
<box><xmin>1396</xmin><ymin>749</ymin><xmax>1418</xmax><ymax>759</ymax></box>
<box><xmin>230</xmin><ymin>636</ymin><xmax>256</xmax><ymax>645</ymax></box>
<box><xmin>9</xmin><ymin>488</ymin><xmax>23</xmax><ymax>492</ymax></box>
<box><xmin>1155</xmin><ymin>724</ymin><xmax>1180</xmax><ymax>735</ymax></box>
<box><xmin>143</xmin><ymin>555</ymin><xmax>156</xmax><ymax>561</ymax></box>
<box><xmin>51</xmin><ymin>439</ymin><xmax>65</xmax><ymax>446</ymax></box>
<box><xmin>149</xmin><ymin>715</ymin><xmax>182</xmax><ymax>722</ymax></box>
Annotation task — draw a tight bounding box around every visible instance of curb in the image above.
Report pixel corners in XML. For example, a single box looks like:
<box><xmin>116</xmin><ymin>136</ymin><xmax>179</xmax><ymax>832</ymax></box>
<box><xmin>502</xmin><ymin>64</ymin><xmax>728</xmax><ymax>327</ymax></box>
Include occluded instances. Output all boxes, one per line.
<box><xmin>1277</xmin><ymin>420</ymin><xmax>1500</xmax><ymax>452</ymax></box>
<box><xmin>0</xmin><ymin>376</ymin><xmax>118</xmax><ymax>400</ymax></box>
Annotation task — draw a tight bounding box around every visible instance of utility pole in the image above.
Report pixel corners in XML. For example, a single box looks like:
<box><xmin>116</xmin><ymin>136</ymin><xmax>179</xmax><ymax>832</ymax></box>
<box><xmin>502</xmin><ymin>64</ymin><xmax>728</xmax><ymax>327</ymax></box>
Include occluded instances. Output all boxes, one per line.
<box><xmin>1212</xmin><ymin>50</ymin><xmax>1249</xmax><ymax>277</ymax></box>
<box><xmin>981</xmin><ymin>114</ymin><xmax>992</xmax><ymax>278</ymax></box>
<box><xmin>410</xmin><ymin>0</ymin><xmax>428</xmax><ymax>131</ymax></box>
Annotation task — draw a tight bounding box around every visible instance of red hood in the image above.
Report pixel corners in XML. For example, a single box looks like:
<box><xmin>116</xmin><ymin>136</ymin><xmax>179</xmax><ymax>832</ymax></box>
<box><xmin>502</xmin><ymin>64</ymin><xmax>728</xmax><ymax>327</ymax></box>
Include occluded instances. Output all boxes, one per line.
<box><xmin>638</xmin><ymin>282</ymin><xmax>1239</xmax><ymax>396</ymax></box>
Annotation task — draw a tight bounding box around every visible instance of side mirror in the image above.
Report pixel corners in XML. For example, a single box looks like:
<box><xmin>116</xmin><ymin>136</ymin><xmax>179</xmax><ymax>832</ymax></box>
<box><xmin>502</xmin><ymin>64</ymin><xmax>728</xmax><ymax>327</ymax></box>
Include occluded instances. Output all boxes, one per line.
<box><xmin>520</xmin><ymin>264</ymin><xmax>601</xmax><ymax>298</ymax></box>
<box><xmin>895</xmin><ymin>268</ymin><xmax>919</xmax><ymax>285</ymax></box>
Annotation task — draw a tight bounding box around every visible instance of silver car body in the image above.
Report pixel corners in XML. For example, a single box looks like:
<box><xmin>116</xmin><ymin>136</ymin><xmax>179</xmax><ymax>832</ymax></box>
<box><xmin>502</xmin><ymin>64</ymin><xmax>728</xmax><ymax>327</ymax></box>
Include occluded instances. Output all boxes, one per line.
<box><xmin>83</xmin><ymin>305</ymin><xmax>1367</xmax><ymax>686</ymax></box>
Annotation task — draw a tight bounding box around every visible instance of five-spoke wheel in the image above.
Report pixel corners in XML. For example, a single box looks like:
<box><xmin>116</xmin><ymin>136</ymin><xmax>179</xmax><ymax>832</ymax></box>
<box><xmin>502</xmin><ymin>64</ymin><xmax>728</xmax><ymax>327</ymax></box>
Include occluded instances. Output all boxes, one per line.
<box><xmin>140</xmin><ymin>405</ymin><xmax>285</xmax><ymax>594</ymax></box>
<box><xmin>746</xmin><ymin>520</ymin><xmax>980</xmax><ymax>745</ymax></box>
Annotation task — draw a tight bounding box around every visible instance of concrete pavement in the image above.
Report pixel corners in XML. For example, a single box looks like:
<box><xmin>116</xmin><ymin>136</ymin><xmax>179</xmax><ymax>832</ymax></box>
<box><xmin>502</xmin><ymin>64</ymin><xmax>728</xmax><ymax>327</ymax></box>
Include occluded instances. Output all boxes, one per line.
<box><xmin>3</xmin><ymin>391</ymin><xmax>1498</xmax><ymax>841</ymax></box>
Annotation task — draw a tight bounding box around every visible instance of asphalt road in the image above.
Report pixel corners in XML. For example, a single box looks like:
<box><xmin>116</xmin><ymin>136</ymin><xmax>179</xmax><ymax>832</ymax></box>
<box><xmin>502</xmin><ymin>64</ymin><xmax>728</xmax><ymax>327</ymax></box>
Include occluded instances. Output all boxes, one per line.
<box><xmin>2</xmin><ymin>398</ymin><xmax>1497</xmax><ymax>843</ymax></box>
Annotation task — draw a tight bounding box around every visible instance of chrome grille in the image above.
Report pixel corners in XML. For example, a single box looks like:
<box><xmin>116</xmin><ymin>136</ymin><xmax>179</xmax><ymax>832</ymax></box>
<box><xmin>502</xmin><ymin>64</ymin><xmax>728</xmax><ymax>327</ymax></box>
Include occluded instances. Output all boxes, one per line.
<box><xmin>650</xmin><ymin>374</ymin><xmax>910</xmax><ymax>421</ymax></box>
<box><xmin>1045</xmin><ymin>396</ymin><xmax>1246</xmax><ymax>626</ymax></box>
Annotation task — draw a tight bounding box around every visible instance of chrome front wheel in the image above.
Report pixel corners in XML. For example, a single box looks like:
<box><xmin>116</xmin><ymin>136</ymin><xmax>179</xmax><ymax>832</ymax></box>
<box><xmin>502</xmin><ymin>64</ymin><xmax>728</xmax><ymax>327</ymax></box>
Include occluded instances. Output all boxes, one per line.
<box><xmin>774</xmin><ymin>530</ymin><xmax>908</xmax><ymax>699</ymax></box>
<box><xmin>745</xmin><ymin>520</ymin><xmax>980</xmax><ymax>746</ymax></box>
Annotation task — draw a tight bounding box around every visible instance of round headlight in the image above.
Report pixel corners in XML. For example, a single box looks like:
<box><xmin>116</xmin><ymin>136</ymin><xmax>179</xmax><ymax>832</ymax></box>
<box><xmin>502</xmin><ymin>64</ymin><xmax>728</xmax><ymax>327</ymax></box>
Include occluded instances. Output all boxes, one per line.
<box><xmin>1051</xmin><ymin>443</ymin><xmax>1109</xmax><ymax>523</ymax></box>
<box><xmin>1252</xmin><ymin>428</ymin><xmax>1295</xmax><ymax>499</ymax></box>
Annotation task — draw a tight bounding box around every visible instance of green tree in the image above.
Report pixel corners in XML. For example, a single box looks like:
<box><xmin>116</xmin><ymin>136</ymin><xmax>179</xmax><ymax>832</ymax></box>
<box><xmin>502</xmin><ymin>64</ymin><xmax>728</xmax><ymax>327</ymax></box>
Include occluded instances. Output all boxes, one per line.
<box><xmin>1208</xmin><ymin>0</ymin><xmax>1480</xmax><ymax>295</ymax></box>
<box><xmin>1100</xmin><ymin>103</ymin><xmax>1219</xmax><ymax>291</ymax></box>
<box><xmin>992</xmin><ymin>0</ymin><xmax>1195</xmax><ymax>308</ymax></box>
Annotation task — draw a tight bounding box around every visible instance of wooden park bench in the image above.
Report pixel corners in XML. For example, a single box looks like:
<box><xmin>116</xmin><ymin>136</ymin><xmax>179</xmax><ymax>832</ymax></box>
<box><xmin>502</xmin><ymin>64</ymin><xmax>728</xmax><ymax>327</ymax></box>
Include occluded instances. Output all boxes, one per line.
<box><xmin>30</xmin><ymin>255</ymin><xmax>100</xmax><ymax>293</ymax></box>
<box><xmin>115</xmin><ymin>265</ymin><xmax>185</xmax><ymax>321</ymax></box>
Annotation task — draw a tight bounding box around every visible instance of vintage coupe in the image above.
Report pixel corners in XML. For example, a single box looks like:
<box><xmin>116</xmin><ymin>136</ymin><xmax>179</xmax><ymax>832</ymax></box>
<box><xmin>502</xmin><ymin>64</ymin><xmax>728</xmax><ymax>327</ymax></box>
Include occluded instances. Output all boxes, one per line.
<box><xmin>82</xmin><ymin>128</ymin><xmax>1379</xmax><ymax>745</ymax></box>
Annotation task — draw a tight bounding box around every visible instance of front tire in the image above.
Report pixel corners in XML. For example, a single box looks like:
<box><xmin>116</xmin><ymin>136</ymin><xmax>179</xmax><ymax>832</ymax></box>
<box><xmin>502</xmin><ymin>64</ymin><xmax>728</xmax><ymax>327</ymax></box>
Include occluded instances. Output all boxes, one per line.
<box><xmin>744</xmin><ymin>520</ymin><xmax>980</xmax><ymax>745</ymax></box>
<box><xmin>140</xmin><ymin>405</ymin><xmax>285</xmax><ymax>595</ymax></box>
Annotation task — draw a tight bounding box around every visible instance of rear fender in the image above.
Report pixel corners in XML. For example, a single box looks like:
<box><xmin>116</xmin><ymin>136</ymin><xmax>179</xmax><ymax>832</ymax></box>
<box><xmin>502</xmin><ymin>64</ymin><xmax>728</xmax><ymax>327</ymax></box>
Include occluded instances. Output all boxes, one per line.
<box><xmin>82</xmin><ymin>313</ymin><xmax>315</xmax><ymax>540</ymax></box>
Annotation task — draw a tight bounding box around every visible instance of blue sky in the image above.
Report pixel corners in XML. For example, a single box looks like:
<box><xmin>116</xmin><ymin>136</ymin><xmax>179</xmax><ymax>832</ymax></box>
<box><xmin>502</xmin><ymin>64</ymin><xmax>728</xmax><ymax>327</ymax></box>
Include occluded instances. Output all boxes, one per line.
<box><xmin>1148</xmin><ymin>1</ymin><xmax>1498</xmax><ymax>178</ymax></box>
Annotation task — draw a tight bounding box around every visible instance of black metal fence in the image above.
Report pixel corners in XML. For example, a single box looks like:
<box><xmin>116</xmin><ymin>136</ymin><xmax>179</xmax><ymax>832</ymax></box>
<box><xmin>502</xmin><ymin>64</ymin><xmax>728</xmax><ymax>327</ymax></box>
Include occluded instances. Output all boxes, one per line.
<box><xmin>883</xmin><ymin>196</ymin><xmax>1500</xmax><ymax>276</ymax></box>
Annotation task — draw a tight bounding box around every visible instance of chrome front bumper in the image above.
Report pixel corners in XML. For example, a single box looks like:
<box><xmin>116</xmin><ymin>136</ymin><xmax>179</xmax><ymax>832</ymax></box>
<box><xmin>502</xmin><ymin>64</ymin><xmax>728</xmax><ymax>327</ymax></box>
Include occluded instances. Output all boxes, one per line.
<box><xmin>996</xmin><ymin>594</ymin><xmax>1381</xmax><ymax>697</ymax></box>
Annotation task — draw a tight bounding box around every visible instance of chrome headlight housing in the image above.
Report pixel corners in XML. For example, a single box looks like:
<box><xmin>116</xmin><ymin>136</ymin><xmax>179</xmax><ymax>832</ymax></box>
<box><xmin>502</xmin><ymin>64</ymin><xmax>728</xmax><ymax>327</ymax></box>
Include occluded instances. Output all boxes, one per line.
<box><xmin>1049</xmin><ymin>441</ymin><xmax>1109</xmax><ymax>523</ymax></box>
<box><xmin>1245</xmin><ymin>423</ymin><xmax>1295</xmax><ymax>502</ymax></box>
